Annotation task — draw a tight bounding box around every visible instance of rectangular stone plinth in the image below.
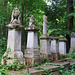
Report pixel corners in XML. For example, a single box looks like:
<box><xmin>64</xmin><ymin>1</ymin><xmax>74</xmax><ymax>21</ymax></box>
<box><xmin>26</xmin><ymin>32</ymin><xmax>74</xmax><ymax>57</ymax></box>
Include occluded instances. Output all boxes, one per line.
<box><xmin>59</xmin><ymin>42</ymin><xmax>66</xmax><ymax>55</ymax></box>
<box><xmin>25</xmin><ymin>49</ymin><xmax>40</xmax><ymax>64</ymax></box>
<box><xmin>2</xmin><ymin>50</ymin><xmax>24</xmax><ymax>65</ymax></box>
<box><xmin>70</xmin><ymin>37</ymin><xmax>75</xmax><ymax>52</ymax></box>
<box><xmin>7</xmin><ymin>29</ymin><xmax>21</xmax><ymax>51</ymax></box>
<box><xmin>27</xmin><ymin>31</ymin><xmax>38</xmax><ymax>49</ymax></box>
<box><xmin>4</xmin><ymin>51</ymin><xmax>23</xmax><ymax>59</ymax></box>
<box><xmin>2</xmin><ymin>58</ymin><xmax>25</xmax><ymax>65</ymax></box>
<box><xmin>51</xmin><ymin>39</ymin><xmax>59</xmax><ymax>53</ymax></box>
<box><xmin>40</xmin><ymin>39</ymin><xmax>51</xmax><ymax>54</ymax></box>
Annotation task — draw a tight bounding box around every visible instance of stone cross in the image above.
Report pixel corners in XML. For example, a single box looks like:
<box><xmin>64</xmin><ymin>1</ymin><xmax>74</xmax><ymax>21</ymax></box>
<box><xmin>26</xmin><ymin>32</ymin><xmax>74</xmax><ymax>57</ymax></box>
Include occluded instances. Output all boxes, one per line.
<box><xmin>43</xmin><ymin>15</ymin><xmax>47</xmax><ymax>35</ymax></box>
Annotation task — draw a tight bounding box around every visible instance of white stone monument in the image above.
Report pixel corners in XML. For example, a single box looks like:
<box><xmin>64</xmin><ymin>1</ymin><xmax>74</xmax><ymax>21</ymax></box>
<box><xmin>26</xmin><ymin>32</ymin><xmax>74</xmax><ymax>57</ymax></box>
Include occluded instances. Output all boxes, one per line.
<box><xmin>50</xmin><ymin>37</ymin><xmax>60</xmax><ymax>60</ymax></box>
<box><xmin>40</xmin><ymin>15</ymin><xmax>51</xmax><ymax>59</ymax></box>
<box><xmin>59</xmin><ymin>36</ymin><xmax>67</xmax><ymax>55</ymax></box>
<box><xmin>70</xmin><ymin>32</ymin><xmax>75</xmax><ymax>53</ymax></box>
<box><xmin>2</xmin><ymin>8</ymin><xmax>25</xmax><ymax>64</ymax></box>
<box><xmin>24</xmin><ymin>16</ymin><xmax>40</xmax><ymax>64</ymax></box>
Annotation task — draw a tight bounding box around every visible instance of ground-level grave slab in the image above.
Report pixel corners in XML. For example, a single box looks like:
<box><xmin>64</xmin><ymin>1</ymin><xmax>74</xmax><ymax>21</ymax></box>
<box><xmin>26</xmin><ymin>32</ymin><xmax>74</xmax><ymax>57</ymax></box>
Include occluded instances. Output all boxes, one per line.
<box><xmin>7</xmin><ymin>62</ymin><xmax>70</xmax><ymax>75</ymax></box>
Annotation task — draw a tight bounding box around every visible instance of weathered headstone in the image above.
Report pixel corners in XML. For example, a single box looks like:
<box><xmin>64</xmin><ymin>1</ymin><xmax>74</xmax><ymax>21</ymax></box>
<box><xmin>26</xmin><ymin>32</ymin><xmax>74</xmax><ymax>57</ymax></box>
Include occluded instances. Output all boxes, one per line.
<box><xmin>59</xmin><ymin>36</ymin><xmax>67</xmax><ymax>55</ymax></box>
<box><xmin>40</xmin><ymin>15</ymin><xmax>51</xmax><ymax>59</ymax></box>
<box><xmin>24</xmin><ymin>16</ymin><xmax>40</xmax><ymax>64</ymax></box>
<box><xmin>70</xmin><ymin>32</ymin><xmax>75</xmax><ymax>53</ymax></box>
<box><xmin>50</xmin><ymin>37</ymin><xmax>60</xmax><ymax>60</ymax></box>
<box><xmin>2</xmin><ymin>8</ymin><xmax>25</xmax><ymax>64</ymax></box>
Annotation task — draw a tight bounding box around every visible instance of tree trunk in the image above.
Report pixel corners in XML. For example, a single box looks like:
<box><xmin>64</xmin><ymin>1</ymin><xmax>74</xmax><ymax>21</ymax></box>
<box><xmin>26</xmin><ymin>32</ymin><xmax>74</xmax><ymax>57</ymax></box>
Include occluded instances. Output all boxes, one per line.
<box><xmin>66</xmin><ymin>0</ymin><xmax>73</xmax><ymax>52</ymax></box>
<box><xmin>21</xmin><ymin>3</ymin><xmax>25</xmax><ymax>46</ymax></box>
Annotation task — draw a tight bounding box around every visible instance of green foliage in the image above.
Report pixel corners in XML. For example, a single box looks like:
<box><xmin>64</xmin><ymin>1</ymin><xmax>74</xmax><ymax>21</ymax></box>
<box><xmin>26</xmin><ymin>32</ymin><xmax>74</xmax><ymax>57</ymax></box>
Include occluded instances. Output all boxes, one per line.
<box><xmin>0</xmin><ymin>37</ymin><xmax>7</xmax><ymax>64</ymax></box>
<box><xmin>29</xmin><ymin>62</ymin><xmax>39</xmax><ymax>68</ymax></box>
<box><xmin>0</xmin><ymin>69</ymin><xmax>9</xmax><ymax>75</ymax></box>
<box><xmin>67</xmin><ymin>53</ymin><xmax>75</xmax><ymax>59</ymax></box>
<box><xmin>60</xmin><ymin>64</ymin><xmax>75</xmax><ymax>75</ymax></box>
<box><xmin>23</xmin><ymin>70</ymin><xmax>31</xmax><ymax>75</ymax></box>
<box><xmin>2</xmin><ymin>48</ymin><xmax>11</xmax><ymax>61</ymax></box>
<box><xmin>36</xmin><ymin>65</ymin><xmax>43</xmax><ymax>70</ymax></box>
<box><xmin>0</xmin><ymin>61</ymin><xmax>26</xmax><ymax>71</ymax></box>
<box><xmin>41</xmin><ymin>56</ymin><xmax>47</xmax><ymax>63</ymax></box>
<box><xmin>0</xmin><ymin>37</ymin><xmax>7</xmax><ymax>53</ymax></box>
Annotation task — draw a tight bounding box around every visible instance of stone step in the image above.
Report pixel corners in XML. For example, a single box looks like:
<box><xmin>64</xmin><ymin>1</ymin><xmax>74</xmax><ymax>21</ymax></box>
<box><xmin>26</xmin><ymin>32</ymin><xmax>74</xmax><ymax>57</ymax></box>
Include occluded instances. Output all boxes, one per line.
<box><xmin>8</xmin><ymin>62</ymin><xmax>70</xmax><ymax>75</ymax></box>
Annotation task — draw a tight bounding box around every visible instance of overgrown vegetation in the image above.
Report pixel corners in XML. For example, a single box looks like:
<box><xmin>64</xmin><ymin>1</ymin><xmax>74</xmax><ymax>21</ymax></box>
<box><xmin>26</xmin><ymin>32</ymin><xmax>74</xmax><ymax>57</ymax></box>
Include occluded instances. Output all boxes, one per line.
<box><xmin>0</xmin><ymin>0</ymin><xmax>75</xmax><ymax>75</ymax></box>
<box><xmin>0</xmin><ymin>61</ymin><xmax>26</xmax><ymax>75</ymax></box>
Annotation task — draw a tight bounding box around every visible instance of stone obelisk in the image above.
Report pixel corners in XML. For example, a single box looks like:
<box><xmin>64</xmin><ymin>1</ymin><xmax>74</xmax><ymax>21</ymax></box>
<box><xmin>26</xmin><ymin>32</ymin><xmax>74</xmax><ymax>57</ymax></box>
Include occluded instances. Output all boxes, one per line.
<box><xmin>40</xmin><ymin>15</ymin><xmax>51</xmax><ymax>59</ymax></box>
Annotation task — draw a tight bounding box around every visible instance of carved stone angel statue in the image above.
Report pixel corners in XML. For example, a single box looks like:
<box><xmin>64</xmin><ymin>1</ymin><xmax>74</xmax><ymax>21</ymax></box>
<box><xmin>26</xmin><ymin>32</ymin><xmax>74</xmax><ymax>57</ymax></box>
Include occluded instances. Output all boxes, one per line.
<box><xmin>10</xmin><ymin>8</ymin><xmax>20</xmax><ymax>24</ymax></box>
<box><xmin>29</xmin><ymin>16</ymin><xmax>35</xmax><ymax>26</ymax></box>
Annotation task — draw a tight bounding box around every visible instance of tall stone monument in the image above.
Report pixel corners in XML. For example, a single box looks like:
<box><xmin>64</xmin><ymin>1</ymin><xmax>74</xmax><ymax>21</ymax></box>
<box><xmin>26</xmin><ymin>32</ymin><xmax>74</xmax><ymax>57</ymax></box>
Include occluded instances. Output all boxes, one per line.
<box><xmin>24</xmin><ymin>16</ymin><xmax>40</xmax><ymax>64</ymax></box>
<box><xmin>59</xmin><ymin>36</ymin><xmax>67</xmax><ymax>55</ymax></box>
<box><xmin>50</xmin><ymin>37</ymin><xmax>60</xmax><ymax>60</ymax></box>
<box><xmin>70</xmin><ymin>32</ymin><xmax>75</xmax><ymax>53</ymax></box>
<box><xmin>40</xmin><ymin>15</ymin><xmax>51</xmax><ymax>59</ymax></box>
<box><xmin>2</xmin><ymin>8</ymin><xmax>25</xmax><ymax>64</ymax></box>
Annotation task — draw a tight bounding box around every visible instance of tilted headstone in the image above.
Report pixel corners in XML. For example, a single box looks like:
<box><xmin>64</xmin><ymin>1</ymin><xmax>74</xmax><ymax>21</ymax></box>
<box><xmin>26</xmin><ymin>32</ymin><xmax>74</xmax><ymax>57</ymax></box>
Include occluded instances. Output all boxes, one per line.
<box><xmin>24</xmin><ymin>16</ymin><xmax>40</xmax><ymax>64</ymax></box>
<box><xmin>2</xmin><ymin>8</ymin><xmax>25</xmax><ymax>64</ymax></box>
<box><xmin>70</xmin><ymin>32</ymin><xmax>75</xmax><ymax>53</ymax></box>
<box><xmin>40</xmin><ymin>15</ymin><xmax>51</xmax><ymax>59</ymax></box>
<box><xmin>50</xmin><ymin>37</ymin><xmax>60</xmax><ymax>60</ymax></box>
<box><xmin>59</xmin><ymin>36</ymin><xmax>67</xmax><ymax>55</ymax></box>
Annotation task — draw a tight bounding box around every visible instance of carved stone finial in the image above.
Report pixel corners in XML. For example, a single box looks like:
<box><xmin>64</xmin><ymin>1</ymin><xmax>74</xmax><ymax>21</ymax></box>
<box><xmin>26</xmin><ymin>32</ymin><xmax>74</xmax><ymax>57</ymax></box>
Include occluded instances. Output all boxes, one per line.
<box><xmin>10</xmin><ymin>8</ymin><xmax>20</xmax><ymax>24</ymax></box>
<box><xmin>43</xmin><ymin>15</ymin><xmax>47</xmax><ymax>24</ymax></box>
<box><xmin>29</xmin><ymin>16</ymin><xmax>35</xmax><ymax>26</ymax></box>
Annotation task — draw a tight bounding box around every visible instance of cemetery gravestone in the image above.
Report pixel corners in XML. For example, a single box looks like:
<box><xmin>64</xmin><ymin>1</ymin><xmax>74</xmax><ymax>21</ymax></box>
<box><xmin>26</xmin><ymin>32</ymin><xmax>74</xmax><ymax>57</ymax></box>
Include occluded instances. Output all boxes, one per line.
<box><xmin>24</xmin><ymin>16</ymin><xmax>40</xmax><ymax>64</ymax></box>
<box><xmin>40</xmin><ymin>15</ymin><xmax>52</xmax><ymax>59</ymax></box>
<box><xmin>70</xmin><ymin>32</ymin><xmax>75</xmax><ymax>53</ymax></box>
<box><xmin>2</xmin><ymin>8</ymin><xmax>25</xmax><ymax>64</ymax></box>
<box><xmin>59</xmin><ymin>36</ymin><xmax>67</xmax><ymax>55</ymax></box>
<box><xmin>50</xmin><ymin>37</ymin><xmax>60</xmax><ymax>60</ymax></box>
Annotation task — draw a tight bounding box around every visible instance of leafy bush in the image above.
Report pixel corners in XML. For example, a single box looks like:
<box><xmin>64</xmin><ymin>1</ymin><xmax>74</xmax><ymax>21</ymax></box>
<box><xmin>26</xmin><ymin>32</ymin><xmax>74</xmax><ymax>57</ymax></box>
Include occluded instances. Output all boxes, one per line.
<box><xmin>67</xmin><ymin>53</ymin><xmax>75</xmax><ymax>59</ymax></box>
<box><xmin>3</xmin><ymin>61</ymin><xmax>26</xmax><ymax>71</ymax></box>
<box><xmin>41</xmin><ymin>56</ymin><xmax>47</xmax><ymax>63</ymax></box>
<box><xmin>0</xmin><ymin>69</ymin><xmax>9</xmax><ymax>75</ymax></box>
<box><xmin>0</xmin><ymin>37</ymin><xmax>7</xmax><ymax>54</ymax></box>
<box><xmin>23</xmin><ymin>70</ymin><xmax>31</xmax><ymax>75</ymax></box>
<box><xmin>0</xmin><ymin>61</ymin><xmax>26</xmax><ymax>71</ymax></box>
<box><xmin>60</xmin><ymin>64</ymin><xmax>75</xmax><ymax>75</ymax></box>
<box><xmin>0</xmin><ymin>37</ymin><xmax>7</xmax><ymax>64</ymax></box>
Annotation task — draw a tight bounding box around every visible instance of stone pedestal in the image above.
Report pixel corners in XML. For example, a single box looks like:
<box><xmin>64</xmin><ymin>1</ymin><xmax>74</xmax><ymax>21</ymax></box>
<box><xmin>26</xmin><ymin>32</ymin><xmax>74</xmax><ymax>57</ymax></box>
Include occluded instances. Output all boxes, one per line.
<box><xmin>24</xmin><ymin>23</ymin><xmax>40</xmax><ymax>64</ymax></box>
<box><xmin>2</xmin><ymin>8</ymin><xmax>25</xmax><ymax>65</ymax></box>
<box><xmin>70</xmin><ymin>32</ymin><xmax>75</xmax><ymax>53</ymax></box>
<box><xmin>50</xmin><ymin>37</ymin><xmax>60</xmax><ymax>60</ymax></box>
<box><xmin>40</xmin><ymin>35</ymin><xmax>52</xmax><ymax>59</ymax></box>
<box><xmin>2</xmin><ymin>28</ymin><xmax>25</xmax><ymax>64</ymax></box>
<box><xmin>25</xmin><ymin>49</ymin><xmax>40</xmax><ymax>64</ymax></box>
<box><xmin>59</xmin><ymin>36</ymin><xmax>67</xmax><ymax>55</ymax></box>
